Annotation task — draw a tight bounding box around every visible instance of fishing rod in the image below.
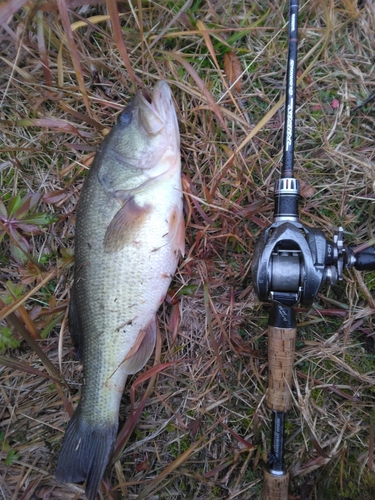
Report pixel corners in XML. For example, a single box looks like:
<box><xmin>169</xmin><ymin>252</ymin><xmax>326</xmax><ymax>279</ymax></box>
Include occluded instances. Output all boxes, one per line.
<box><xmin>251</xmin><ymin>0</ymin><xmax>375</xmax><ymax>498</ymax></box>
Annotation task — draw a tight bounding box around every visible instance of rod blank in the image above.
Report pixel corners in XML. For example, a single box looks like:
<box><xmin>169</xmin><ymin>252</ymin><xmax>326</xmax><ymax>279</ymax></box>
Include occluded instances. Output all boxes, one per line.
<box><xmin>281</xmin><ymin>0</ymin><xmax>299</xmax><ymax>179</ymax></box>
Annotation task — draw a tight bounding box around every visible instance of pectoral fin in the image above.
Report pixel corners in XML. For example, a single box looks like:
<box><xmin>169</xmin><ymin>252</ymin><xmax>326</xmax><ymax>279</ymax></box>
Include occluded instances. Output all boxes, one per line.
<box><xmin>104</xmin><ymin>197</ymin><xmax>151</xmax><ymax>253</ymax></box>
<box><xmin>121</xmin><ymin>317</ymin><xmax>157</xmax><ymax>374</ymax></box>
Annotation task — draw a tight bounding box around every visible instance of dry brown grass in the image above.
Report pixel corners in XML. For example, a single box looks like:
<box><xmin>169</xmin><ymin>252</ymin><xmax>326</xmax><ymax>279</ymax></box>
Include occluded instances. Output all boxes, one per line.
<box><xmin>1</xmin><ymin>0</ymin><xmax>375</xmax><ymax>499</ymax></box>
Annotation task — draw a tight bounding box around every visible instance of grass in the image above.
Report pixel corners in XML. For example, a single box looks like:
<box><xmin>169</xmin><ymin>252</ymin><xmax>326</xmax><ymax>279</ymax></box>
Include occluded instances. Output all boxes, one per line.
<box><xmin>1</xmin><ymin>0</ymin><xmax>375</xmax><ymax>498</ymax></box>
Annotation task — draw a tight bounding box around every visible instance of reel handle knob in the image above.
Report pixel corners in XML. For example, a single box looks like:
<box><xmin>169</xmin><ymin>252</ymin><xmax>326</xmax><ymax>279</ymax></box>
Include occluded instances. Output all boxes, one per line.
<box><xmin>351</xmin><ymin>245</ymin><xmax>375</xmax><ymax>271</ymax></box>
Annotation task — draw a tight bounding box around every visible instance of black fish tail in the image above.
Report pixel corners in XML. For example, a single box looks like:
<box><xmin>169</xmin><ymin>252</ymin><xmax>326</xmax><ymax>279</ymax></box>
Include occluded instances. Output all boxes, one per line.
<box><xmin>56</xmin><ymin>407</ymin><xmax>117</xmax><ymax>500</ymax></box>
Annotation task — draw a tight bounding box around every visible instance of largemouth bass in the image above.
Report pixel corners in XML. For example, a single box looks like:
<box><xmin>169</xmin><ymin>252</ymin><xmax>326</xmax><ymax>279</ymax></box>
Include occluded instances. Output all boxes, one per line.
<box><xmin>56</xmin><ymin>80</ymin><xmax>184</xmax><ymax>500</ymax></box>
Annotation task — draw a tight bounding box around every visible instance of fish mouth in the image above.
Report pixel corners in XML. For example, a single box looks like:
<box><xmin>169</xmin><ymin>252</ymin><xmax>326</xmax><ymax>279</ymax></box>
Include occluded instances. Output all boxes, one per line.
<box><xmin>141</xmin><ymin>90</ymin><xmax>152</xmax><ymax>104</ymax></box>
<box><xmin>137</xmin><ymin>81</ymin><xmax>173</xmax><ymax>135</ymax></box>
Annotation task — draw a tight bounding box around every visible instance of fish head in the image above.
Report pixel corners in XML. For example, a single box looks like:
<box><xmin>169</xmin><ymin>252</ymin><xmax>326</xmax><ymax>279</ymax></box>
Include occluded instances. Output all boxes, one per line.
<box><xmin>107</xmin><ymin>80</ymin><xmax>179</xmax><ymax>175</ymax></box>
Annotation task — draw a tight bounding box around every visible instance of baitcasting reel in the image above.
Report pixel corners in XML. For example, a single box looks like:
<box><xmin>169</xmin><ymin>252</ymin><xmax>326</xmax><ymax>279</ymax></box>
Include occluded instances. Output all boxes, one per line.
<box><xmin>252</xmin><ymin>178</ymin><xmax>375</xmax><ymax>310</ymax></box>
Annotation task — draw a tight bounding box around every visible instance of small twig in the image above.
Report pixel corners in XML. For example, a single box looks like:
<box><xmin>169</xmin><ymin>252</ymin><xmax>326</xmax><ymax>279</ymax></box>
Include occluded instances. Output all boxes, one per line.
<box><xmin>353</xmin><ymin>268</ymin><xmax>375</xmax><ymax>310</ymax></box>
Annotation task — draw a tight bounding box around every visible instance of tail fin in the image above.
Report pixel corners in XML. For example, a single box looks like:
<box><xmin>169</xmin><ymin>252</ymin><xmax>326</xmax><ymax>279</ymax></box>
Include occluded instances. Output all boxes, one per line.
<box><xmin>56</xmin><ymin>408</ymin><xmax>117</xmax><ymax>500</ymax></box>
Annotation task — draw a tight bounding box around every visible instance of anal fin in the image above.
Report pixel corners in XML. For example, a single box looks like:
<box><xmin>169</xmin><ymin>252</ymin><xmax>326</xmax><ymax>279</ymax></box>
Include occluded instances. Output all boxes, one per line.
<box><xmin>122</xmin><ymin>317</ymin><xmax>157</xmax><ymax>374</ymax></box>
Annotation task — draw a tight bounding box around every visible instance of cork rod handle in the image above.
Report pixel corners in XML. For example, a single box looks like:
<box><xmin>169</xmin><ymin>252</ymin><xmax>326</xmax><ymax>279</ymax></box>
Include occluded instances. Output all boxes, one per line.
<box><xmin>267</xmin><ymin>324</ymin><xmax>296</xmax><ymax>413</ymax></box>
<box><xmin>264</xmin><ymin>470</ymin><xmax>290</xmax><ymax>500</ymax></box>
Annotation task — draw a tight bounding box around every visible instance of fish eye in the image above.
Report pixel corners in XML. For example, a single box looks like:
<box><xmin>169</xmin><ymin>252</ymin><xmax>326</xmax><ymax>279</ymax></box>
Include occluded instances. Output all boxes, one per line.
<box><xmin>118</xmin><ymin>111</ymin><xmax>132</xmax><ymax>126</ymax></box>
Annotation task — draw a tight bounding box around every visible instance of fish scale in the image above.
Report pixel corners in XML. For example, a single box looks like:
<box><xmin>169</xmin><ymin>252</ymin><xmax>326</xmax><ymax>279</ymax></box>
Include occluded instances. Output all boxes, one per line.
<box><xmin>56</xmin><ymin>80</ymin><xmax>184</xmax><ymax>500</ymax></box>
